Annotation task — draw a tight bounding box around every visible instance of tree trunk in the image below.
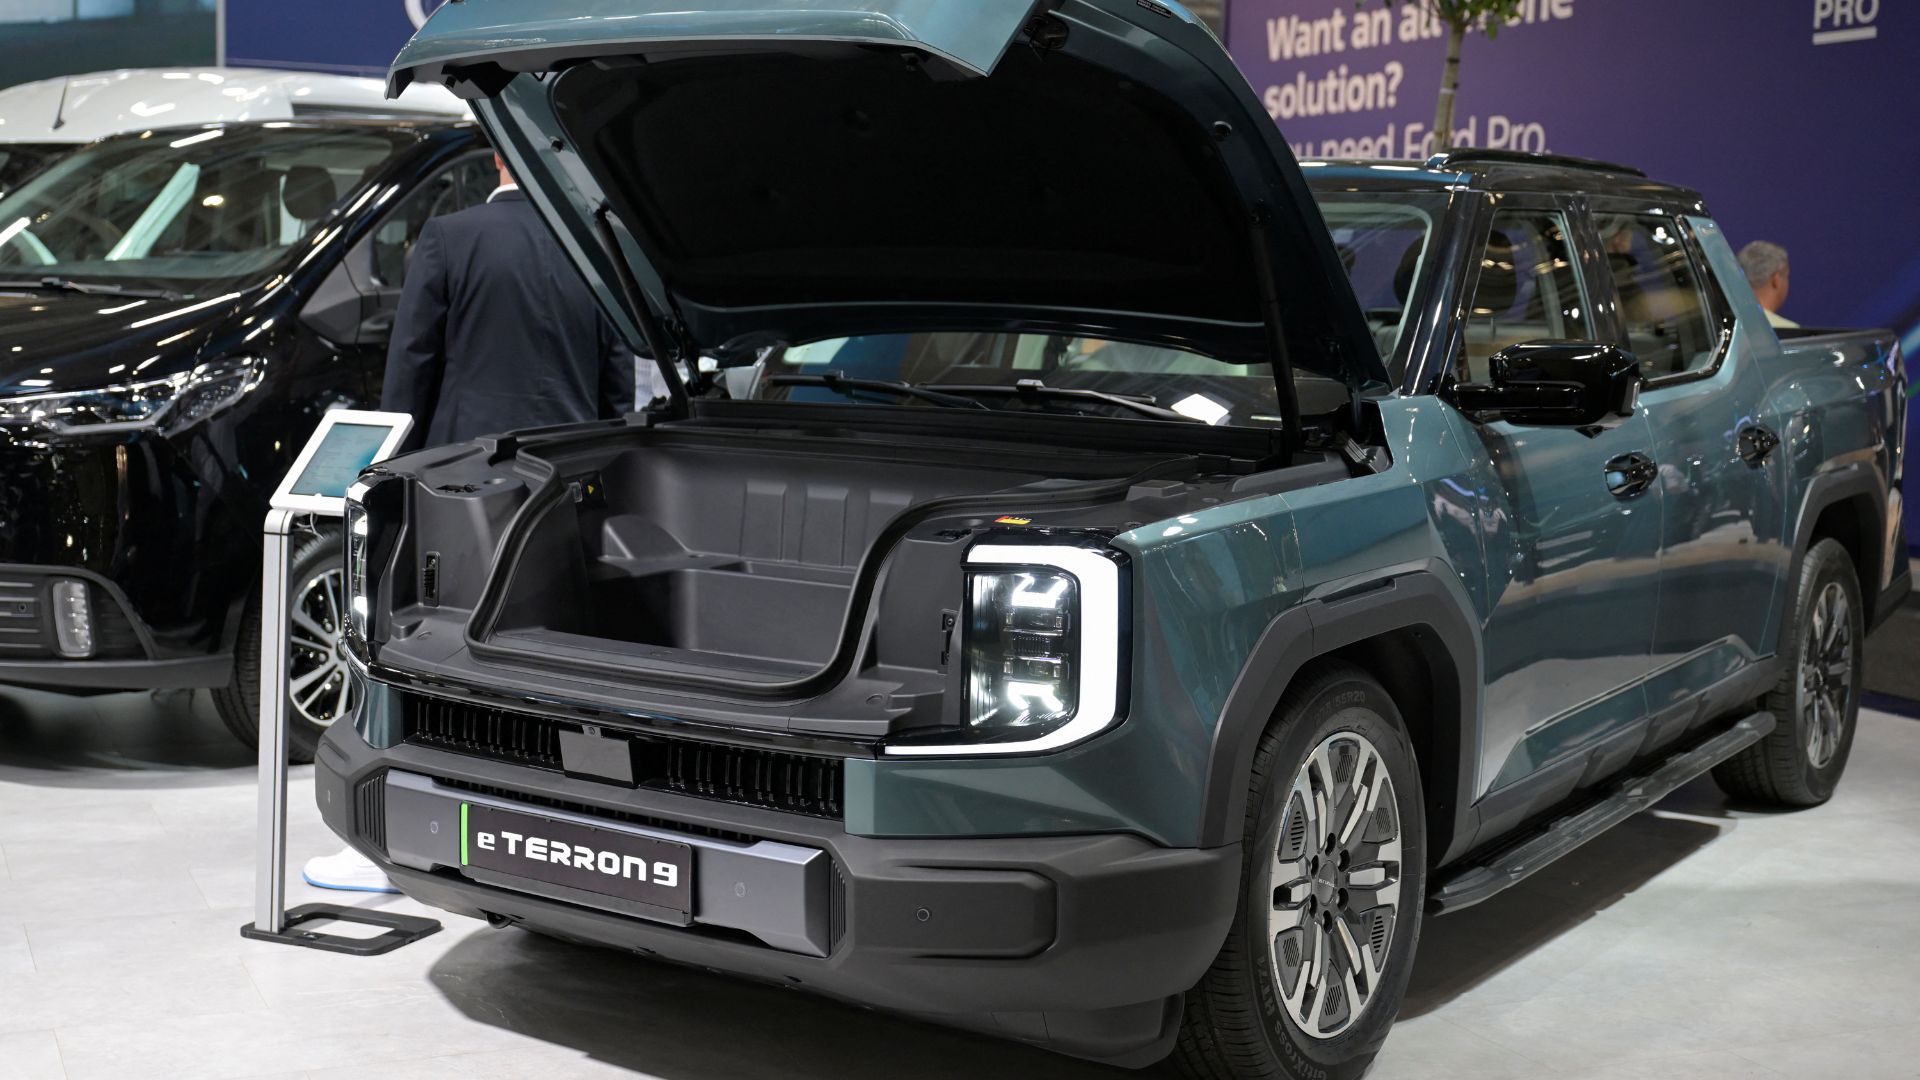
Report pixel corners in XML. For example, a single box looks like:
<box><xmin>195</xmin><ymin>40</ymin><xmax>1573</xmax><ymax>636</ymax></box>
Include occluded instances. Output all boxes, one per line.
<box><xmin>1431</xmin><ymin>21</ymin><xmax>1466</xmax><ymax>155</ymax></box>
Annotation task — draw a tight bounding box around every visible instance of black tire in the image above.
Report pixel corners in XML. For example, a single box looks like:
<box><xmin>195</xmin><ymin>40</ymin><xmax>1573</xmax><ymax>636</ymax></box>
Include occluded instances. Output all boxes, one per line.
<box><xmin>1173</xmin><ymin>663</ymin><xmax>1426</xmax><ymax>1080</ymax></box>
<box><xmin>1713</xmin><ymin>538</ymin><xmax>1864</xmax><ymax>807</ymax></box>
<box><xmin>212</xmin><ymin>525</ymin><xmax>354</xmax><ymax>764</ymax></box>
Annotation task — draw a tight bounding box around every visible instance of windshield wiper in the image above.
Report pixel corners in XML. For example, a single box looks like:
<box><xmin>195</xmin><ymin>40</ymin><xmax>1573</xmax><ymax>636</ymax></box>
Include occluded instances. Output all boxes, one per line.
<box><xmin>768</xmin><ymin>372</ymin><xmax>990</xmax><ymax>410</ymax></box>
<box><xmin>934</xmin><ymin>380</ymin><xmax>1199</xmax><ymax>423</ymax></box>
<box><xmin>0</xmin><ymin>277</ymin><xmax>183</xmax><ymax>301</ymax></box>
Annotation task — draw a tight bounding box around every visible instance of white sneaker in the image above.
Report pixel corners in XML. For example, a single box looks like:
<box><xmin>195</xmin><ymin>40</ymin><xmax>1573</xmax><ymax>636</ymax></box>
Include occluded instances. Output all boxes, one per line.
<box><xmin>302</xmin><ymin>847</ymin><xmax>399</xmax><ymax>893</ymax></box>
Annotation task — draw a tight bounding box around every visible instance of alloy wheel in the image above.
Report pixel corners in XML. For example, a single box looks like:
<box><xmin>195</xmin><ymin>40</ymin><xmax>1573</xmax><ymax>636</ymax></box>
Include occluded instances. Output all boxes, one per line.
<box><xmin>1800</xmin><ymin>581</ymin><xmax>1854</xmax><ymax>769</ymax></box>
<box><xmin>1267</xmin><ymin>730</ymin><xmax>1403</xmax><ymax>1040</ymax></box>
<box><xmin>286</xmin><ymin>565</ymin><xmax>357</xmax><ymax>730</ymax></box>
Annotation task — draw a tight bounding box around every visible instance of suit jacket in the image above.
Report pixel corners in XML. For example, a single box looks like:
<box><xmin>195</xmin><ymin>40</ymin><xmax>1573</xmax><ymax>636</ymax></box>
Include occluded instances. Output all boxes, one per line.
<box><xmin>381</xmin><ymin>189</ymin><xmax>637</xmax><ymax>448</ymax></box>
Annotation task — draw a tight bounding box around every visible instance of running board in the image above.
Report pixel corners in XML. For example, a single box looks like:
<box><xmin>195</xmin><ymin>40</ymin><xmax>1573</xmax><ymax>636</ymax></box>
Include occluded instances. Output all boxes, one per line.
<box><xmin>1428</xmin><ymin>711</ymin><xmax>1776</xmax><ymax>915</ymax></box>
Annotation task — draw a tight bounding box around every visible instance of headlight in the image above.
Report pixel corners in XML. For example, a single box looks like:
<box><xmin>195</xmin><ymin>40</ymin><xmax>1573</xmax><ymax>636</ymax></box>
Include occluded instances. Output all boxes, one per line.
<box><xmin>343</xmin><ymin>474</ymin><xmax>407</xmax><ymax>663</ymax></box>
<box><xmin>344</xmin><ymin>481</ymin><xmax>372</xmax><ymax>646</ymax></box>
<box><xmin>886</xmin><ymin>544</ymin><xmax>1124</xmax><ymax>757</ymax></box>
<box><xmin>0</xmin><ymin>357</ymin><xmax>261</xmax><ymax>435</ymax></box>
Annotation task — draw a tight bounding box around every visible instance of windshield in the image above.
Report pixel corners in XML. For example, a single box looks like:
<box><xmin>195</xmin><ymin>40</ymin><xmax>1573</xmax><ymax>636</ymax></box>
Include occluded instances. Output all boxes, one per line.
<box><xmin>1311</xmin><ymin>193</ymin><xmax>1443</xmax><ymax>368</ymax></box>
<box><xmin>0</xmin><ymin>143</ymin><xmax>67</xmax><ymax>196</ymax></box>
<box><xmin>0</xmin><ymin>126</ymin><xmax>415</xmax><ymax>296</ymax></box>
<box><xmin>749</xmin><ymin>332</ymin><xmax>1343</xmax><ymax>427</ymax></box>
<box><xmin>736</xmin><ymin>192</ymin><xmax>1441</xmax><ymax>424</ymax></box>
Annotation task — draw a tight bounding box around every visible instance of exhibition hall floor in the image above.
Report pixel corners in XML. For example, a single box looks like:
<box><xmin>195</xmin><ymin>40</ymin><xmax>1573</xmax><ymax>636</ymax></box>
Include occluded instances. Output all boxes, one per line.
<box><xmin>3</xmin><ymin>691</ymin><xmax>1920</xmax><ymax>1080</ymax></box>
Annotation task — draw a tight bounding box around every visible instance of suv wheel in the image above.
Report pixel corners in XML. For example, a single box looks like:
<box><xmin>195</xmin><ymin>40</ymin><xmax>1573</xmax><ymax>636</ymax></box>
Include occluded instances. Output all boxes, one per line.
<box><xmin>212</xmin><ymin>525</ymin><xmax>356</xmax><ymax>764</ymax></box>
<box><xmin>1174</xmin><ymin>663</ymin><xmax>1425</xmax><ymax>1080</ymax></box>
<box><xmin>1713</xmin><ymin>537</ymin><xmax>1864</xmax><ymax>807</ymax></box>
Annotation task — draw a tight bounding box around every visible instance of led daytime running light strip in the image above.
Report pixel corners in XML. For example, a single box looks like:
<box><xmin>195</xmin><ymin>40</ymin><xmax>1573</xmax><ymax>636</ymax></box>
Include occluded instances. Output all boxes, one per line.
<box><xmin>886</xmin><ymin>544</ymin><xmax>1121</xmax><ymax>757</ymax></box>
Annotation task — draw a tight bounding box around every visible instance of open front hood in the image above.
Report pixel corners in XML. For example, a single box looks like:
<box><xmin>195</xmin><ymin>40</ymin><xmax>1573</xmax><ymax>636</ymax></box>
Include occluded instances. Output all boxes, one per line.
<box><xmin>390</xmin><ymin>0</ymin><xmax>1384</xmax><ymax>386</ymax></box>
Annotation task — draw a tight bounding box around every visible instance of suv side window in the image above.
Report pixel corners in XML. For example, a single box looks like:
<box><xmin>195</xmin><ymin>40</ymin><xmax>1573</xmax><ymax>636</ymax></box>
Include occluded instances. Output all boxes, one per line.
<box><xmin>1595</xmin><ymin>213</ymin><xmax>1723</xmax><ymax>379</ymax></box>
<box><xmin>1458</xmin><ymin>209</ymin><xmax>1589</xmax><ymax>384</ymax></box>
<box><xmin>369</xmin><ymin>154</ymin><xmax>497</xmax><ymax>288</ymax></box>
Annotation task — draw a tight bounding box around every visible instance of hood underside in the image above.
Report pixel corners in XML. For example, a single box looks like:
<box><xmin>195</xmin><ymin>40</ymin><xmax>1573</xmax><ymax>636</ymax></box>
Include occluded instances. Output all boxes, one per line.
<box><xmin>390</xmin><ymin>0</ymin><xmax>1384</xmax><ymax>386</ymax></box>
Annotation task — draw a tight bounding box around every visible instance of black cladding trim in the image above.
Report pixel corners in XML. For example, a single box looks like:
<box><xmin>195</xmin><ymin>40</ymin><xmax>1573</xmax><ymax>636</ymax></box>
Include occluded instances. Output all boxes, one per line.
<box><xmin>463</xmin><ymin>447</ymin><xmax>1201</xmax><ymax>701</ymax></box>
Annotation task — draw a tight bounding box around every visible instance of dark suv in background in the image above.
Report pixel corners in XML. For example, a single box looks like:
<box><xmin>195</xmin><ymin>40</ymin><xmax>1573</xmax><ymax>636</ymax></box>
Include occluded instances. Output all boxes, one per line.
<box><xmin>0</xmin><ymin>118</ymin><xmax>497</xmax><ymax>759</ymax></box>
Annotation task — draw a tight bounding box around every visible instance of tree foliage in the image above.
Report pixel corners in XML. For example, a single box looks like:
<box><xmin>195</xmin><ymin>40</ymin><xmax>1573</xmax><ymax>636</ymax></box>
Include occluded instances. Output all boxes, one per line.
<box><xmin>1381</xmin><ymin>0</ymin><xmax>1530</xmax><ymax>40</ymax></box>
<box><xmin>1373</xmin><ymin>0</ymin><xmax>1527</xmax><ymax>154</ymax></box>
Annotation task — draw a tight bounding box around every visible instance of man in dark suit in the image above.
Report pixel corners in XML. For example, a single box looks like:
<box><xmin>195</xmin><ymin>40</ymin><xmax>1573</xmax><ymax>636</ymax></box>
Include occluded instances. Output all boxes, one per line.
<box><xmin>380</xmin><ymin>154</ymin><xmax>636</xmax><ymax>448</ymax></box>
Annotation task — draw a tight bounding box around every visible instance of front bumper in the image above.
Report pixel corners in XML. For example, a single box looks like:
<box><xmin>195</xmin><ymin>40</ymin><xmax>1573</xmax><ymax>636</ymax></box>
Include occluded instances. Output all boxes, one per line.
<box><xmin>0</xmin><ymin>564</ymin><xmax>232</xmax><ymax>689</ymax></box>
<box><xmin>316</xmin><ymin>722</ymin><xmax>1240</xmax><ymax>1067</ymax></box>
<box><xmin>0</xmin><ymin>429</ymin><xmax>259</xmax><ymax>679</ymax></box>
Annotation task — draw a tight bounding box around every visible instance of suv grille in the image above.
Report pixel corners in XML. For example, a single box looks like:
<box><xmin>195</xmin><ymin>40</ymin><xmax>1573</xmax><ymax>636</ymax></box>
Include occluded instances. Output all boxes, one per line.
<box><xmin>402</xmin><ymin>693</ymin><xmax>846</xmax><ymax>819</ymax></box>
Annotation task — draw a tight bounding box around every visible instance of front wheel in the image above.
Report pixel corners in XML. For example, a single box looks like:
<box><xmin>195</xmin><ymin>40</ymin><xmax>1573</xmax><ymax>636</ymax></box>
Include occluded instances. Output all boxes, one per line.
<box><xmin>212</xmin><ymin>525</ymin><xmax>358</xmax><ymax>764</ymax></box>
<box><xmin>1713</xmin><ymin>538</ymin><xmax>1864</xmax><ymax>807</ymax></box>
<box><xmin>1173</xmin><ymin>663</ymin><xmax>1426</xmax><ymax>1080</ymax></box>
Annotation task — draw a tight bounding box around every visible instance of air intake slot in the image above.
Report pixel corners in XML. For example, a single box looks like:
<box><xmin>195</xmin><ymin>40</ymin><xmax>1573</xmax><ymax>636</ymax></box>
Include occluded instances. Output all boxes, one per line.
<box><xmin>401</xmin><ymin>693</ymin><xmax>846</xmax><ymax>819</ymax></box>
<box><xmin>355</xmin><ymin>771</ymin><xmax>388</xmax><ymax>855</ymax></box>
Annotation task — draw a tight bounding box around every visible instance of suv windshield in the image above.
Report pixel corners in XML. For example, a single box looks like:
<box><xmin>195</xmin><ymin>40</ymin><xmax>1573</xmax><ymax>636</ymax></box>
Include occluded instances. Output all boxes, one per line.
<box><xmin>0</xmin><ymin>126</ymin><xmax>414</xmax><ymax>296</ymax></box>
<box><xmin>0</xmin><ymin>143</ymin><xmax>67</xmax><ymax>196</ymax></box>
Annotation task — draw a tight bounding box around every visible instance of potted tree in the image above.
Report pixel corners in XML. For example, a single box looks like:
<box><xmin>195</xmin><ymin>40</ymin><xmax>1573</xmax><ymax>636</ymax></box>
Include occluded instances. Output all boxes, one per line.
<box><xmin>1380</xmin><ymin>0</ymin><xmax>1526</xmax><ymax>153</ymax></box>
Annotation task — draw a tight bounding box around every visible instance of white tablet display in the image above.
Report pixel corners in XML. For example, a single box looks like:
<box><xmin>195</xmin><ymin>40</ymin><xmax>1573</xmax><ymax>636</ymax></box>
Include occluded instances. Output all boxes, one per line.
<box><xmin>270</xmin><ymin>409</ymin><xmax>414</xmax><ymax>515</ymax></box>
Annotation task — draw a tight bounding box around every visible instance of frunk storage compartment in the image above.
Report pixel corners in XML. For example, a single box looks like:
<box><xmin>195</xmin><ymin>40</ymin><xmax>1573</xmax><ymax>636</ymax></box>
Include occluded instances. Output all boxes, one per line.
<box><xmin>484</xmin><ymin>439</ymin><xmax>1062</xmax><ymax>674</ymax></box>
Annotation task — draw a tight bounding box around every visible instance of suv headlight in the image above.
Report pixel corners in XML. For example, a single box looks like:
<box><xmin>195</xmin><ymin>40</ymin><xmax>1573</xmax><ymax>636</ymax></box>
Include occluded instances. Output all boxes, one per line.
<box><xmin>0</xmin><ymin>357</ymin><xmax>261</xmax><ymax>435</ymax></box>
<box><xmin>886</xmin><ymin>544</ymin><xmax>1125</xmax><ymax>757</ymax></box>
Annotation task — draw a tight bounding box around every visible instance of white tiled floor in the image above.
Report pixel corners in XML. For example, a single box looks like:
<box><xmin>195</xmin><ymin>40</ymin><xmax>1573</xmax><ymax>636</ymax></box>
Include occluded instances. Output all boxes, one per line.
<box><xmin>3</xmin><ymin>687</ymin><xmax>1919</xmax><ymax>1079</ymax></box>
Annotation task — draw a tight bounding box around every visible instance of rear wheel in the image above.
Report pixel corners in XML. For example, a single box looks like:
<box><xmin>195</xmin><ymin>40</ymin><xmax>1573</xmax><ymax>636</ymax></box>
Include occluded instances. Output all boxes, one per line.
<box><xmin>212</xmin><ymin>525</ymin><xmax>357</xmax><ymax>764</ymax></box>
<box><xmin>1713</xmin><ymin>538</ymin><xmax>1864</xmax><ymax>807</ymax></box>
<box><xmin>1173</xmin><ymin>663</ymin><xmax>1425</xmax><ymax>1080</ymax></box>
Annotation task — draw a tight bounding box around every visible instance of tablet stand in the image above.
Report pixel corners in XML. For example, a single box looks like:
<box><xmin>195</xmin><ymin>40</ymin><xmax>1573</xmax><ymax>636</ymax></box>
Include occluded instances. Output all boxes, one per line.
<box><xmin>243</xmin><ymin>416</ymin><xmax>439</xmax><ymax>954</ymax></box>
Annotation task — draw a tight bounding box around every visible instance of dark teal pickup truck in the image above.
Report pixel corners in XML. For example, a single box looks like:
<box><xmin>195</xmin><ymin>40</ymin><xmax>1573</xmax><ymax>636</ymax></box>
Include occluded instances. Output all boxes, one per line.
<box><xmin>315</xmin><ymin>2</ymin><xmax>1907</xmax><ymax>1077</ymax></box>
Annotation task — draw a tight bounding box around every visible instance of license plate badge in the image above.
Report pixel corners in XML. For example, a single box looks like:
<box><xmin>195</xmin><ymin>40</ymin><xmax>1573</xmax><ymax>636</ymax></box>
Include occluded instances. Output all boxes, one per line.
<box><xmin>460</xmin><ymin>802</ymin><xmax>693</xmax><ymax>917</ymax></box>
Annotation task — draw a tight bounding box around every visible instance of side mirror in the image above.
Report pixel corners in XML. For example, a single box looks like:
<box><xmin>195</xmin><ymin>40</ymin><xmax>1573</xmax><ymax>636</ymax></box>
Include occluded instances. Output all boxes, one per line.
<box><xmin>1450</xmin><ymin>341</ymin><xmax>1642</xmax><ymax>429</ymax></box>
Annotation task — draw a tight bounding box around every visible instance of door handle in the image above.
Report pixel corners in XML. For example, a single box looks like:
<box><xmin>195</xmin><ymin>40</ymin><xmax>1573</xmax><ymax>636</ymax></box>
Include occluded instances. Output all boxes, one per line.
<box><xmin>1605</xmin><ymin>452</ymin><xmax>1657</xmax><ymax>499</ymax></box>
<box><xmin>1737</xmin><ymin>424</ymin><xmax>1780</xmax><ymax>466</ymax></box>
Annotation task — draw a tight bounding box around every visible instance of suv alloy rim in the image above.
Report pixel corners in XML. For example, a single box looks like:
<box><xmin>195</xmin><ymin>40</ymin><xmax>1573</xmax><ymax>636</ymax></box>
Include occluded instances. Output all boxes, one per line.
<box><xmin>1267</xmin><ymin>730</ymin><xmax>1403</xmax><ymax>1040</ymax></box>
<box><xmin>1801</xmin><ymin>581</ymin><xmax>1854</xmax><ymax>769</ymax></box>
<box><xmin>286</xmin><ymin>566</ymin><xmax>357</xmax><ymax>729</ymax></box>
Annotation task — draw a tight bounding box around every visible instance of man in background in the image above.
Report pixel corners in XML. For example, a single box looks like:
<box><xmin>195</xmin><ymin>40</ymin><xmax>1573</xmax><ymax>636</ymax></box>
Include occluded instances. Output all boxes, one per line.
<box><xmin>380</xmin><ymin>152</ymin><xmax>636</xmax><ymax>448</ymax></box>
<box><xmin>307</xmin><ymin>154</ymin><xmax>637</xmax><ymax>893</ymax></box>
<box><xmin>1738</xmin><ymin>240</ymin><xmax>1799</xmax><ymax>331</ymax></box>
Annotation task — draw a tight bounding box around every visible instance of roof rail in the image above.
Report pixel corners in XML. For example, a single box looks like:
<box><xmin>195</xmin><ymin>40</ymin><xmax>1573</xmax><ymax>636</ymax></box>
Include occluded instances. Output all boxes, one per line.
<box><xmin>1425</xmin><ymin>149</ymin><xmax>1647</xmax><ymax>178</ymax></box>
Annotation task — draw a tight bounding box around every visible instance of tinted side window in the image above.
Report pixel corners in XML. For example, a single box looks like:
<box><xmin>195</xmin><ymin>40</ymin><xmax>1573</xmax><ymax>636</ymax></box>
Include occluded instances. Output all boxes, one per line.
<box><xmin>370</xmin><ymin>155</ymin><xmax>497</xmax><ymax>288</ymax></box>
<box><xmin>1458</xmin><ymin>209</ymin><xmax>1589</xmax><ymax>383</ymax></box>
<box><xmin>1596</xmin><ymin>213</ymin><xmax>1722</xmax><ymax>378</ymax></box>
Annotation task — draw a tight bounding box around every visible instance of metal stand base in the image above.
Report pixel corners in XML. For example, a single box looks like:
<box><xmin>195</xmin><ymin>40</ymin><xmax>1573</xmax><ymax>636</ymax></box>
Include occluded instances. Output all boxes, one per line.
<box><xmin>242</xmin><ymin>902</ymin><xmax>442</xmax><ymax>956</ymax></box>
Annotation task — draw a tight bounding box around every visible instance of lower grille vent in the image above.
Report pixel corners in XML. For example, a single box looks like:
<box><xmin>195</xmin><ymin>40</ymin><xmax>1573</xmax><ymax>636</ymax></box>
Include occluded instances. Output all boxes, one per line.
<box><xmin>436</xmin><ymin>777</ymin><xmax>758</xmax><ymax>846</ymax></box>
<box><xmin>402</xmin><ymin>693</ymin><xmax>847</xmax><ymax>819</ymax></box>
<box><xmin>355</xmin><ymin>772</ymin><xmax>388</xmax><ymax>855</ymax></box>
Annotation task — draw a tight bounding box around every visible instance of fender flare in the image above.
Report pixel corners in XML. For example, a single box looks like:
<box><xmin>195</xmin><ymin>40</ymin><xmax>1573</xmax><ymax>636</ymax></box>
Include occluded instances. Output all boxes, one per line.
<box><xmin>1197</xmin><ymin>561</ymin><xmax>1483</xmax><ymax>861</ymax></box>
<box><xmin>1784</xmin><ymin>462</ymin><xmax>1889</xmax><ymax>631</ymax></box>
